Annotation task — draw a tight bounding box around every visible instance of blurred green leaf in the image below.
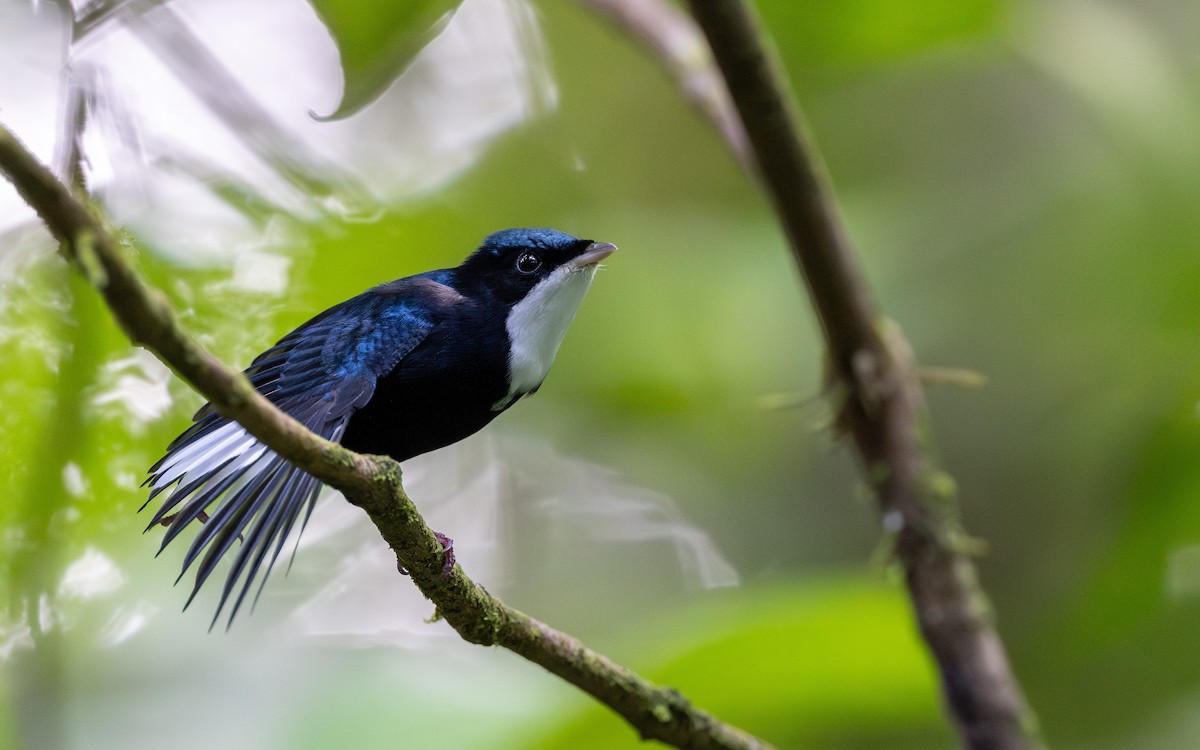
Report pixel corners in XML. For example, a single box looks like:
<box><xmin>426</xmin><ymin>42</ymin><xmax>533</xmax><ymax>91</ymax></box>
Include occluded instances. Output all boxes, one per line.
<box><xmin>531</xmin><ymin>579</ymin><xmax>949</xmax><ymax>749</ymax></box>
<box><xmin>759</xmin><ymin>0</ymin><xmax>1001</xmax><ymax>71</ymax></box>
<box><xmin>1023</xmin><ymin>397</ymin><xmax>1200</xmax><ymax>741</ymax></box>
<box><xmin>1075</xmin><ymin>402</ymin><xmax>1200</xmax><ymax>640</ymax></box>
<box><xmin>308</xmin><ymin>0</ymin><xmax>461</xmax><ymax>118</ymax></box>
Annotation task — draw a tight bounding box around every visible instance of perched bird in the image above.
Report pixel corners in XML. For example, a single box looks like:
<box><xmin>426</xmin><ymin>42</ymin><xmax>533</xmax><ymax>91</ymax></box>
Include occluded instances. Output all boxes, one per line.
<box><xmin>144</xmin><ymin>228</ymin><xmax>615</xmax><ymax>626</ymax></box>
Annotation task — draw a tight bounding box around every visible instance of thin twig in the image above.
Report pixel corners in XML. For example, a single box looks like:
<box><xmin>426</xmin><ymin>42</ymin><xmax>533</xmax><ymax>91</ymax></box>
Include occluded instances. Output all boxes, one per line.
<box><xmin>679</xmin><ymin>1</ymin><xmax>1043</xmax><ymax>748</ymax></box>
<box><xmin>0</xmin><ymin>121</ymin><xmax>774</xmax><ymax>750</ymax></box>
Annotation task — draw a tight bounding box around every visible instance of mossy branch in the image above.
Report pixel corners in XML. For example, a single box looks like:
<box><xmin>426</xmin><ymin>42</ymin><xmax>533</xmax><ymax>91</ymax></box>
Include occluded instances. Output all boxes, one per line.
<box><xmin>0</xmin><ymin>121</ymin><xmax>774</xmax><ymax>750</ymax></box>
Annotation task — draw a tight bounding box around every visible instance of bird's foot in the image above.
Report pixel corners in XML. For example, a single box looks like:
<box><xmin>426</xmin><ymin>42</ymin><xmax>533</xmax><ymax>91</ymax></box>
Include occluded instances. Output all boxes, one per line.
<box><xmin>395</xmin><ymin>533</ymin><xmax>455</xmax><ymax>577</ymax></box>
<box><xmin>434</xmin><ymin>532</ymin><xmax>456</xmax><ymax>577</ymax></box>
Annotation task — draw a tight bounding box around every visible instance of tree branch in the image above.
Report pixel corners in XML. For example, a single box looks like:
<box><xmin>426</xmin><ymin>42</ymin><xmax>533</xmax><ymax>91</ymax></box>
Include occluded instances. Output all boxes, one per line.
<box><xmin>0</xmin><ymin>122</ymin><xmax>774</xmax><ymax>750</ymax></box>
<box><xmin>676</xmin><ymin>1</ymin><xmax>1043</xmax><ymax>748</ymax></box>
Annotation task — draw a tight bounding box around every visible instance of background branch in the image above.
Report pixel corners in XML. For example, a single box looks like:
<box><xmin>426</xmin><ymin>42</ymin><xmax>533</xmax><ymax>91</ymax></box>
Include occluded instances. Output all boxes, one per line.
<box><xmin>677</xmin><ymin>1</ymin><xmax>1042</xmax><ymax>748</ymax></box>
<box><xmin>0</xmin><ymin>122</ymin><xmax>773</xmax><ymax>750</ymax></box>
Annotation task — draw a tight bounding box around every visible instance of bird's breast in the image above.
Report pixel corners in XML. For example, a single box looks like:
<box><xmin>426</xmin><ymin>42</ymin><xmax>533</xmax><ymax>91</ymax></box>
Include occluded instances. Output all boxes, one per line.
<box><xmin>340</xmin><ymin>318</ymin><xmax>510</xmax><ymax>460</ymax></box>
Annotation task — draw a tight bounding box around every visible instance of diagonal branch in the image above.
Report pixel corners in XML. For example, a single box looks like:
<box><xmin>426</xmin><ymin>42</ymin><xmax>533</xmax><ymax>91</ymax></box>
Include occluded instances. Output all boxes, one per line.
<box><xmin>0</xmin><ymin>121</ymin><xmax>774</xmax><ymax>750</ymax></box>
<box><xmin>666</xmin><ymin>1</ymin><xmax>1042</xmax><ymax>748</ymax></box>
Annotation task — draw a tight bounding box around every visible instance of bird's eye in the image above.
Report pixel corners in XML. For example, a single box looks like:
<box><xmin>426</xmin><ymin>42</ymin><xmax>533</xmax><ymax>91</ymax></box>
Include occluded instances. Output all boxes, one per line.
<box><xmin>515</xmin><ymin>251</ymin><xmax>542</xmax><ymax>274</ymax></box>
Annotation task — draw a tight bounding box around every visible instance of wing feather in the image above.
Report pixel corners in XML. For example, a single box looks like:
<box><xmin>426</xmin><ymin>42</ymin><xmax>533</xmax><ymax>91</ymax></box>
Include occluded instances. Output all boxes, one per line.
<box><xmin>145</xmin><ymin>280</ymin><xmax>448</xmax><ymax>627</ymax></box>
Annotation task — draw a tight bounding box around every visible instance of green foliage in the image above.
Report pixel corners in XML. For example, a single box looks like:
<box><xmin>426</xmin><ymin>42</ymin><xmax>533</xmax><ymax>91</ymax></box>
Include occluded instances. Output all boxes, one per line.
<box><xmin>532</xmin><ymin>579</ymin><xmax>950</xmax><ymax>749</ymax></box>
<box><xmin>759</xmin><ymin>0</ymin><xmax>1001</xmax><ymax>86</ymax></box>
<box><xmin>309</xmin><ymin>0</ymin><xmax>462</xmax><ymax>117</ymax></box>
<box><xmin>3</xmin><ymin>0</ymin><xmax>1200</xmax><ymax>748</ymax></box>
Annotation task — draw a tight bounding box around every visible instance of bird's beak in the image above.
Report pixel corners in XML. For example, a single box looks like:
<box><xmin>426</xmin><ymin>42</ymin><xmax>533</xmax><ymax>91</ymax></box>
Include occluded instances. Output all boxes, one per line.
<box><xmin>571</xmin><ymin>242</ymin><xmax>617</xmax><ymax>268</ymax></box>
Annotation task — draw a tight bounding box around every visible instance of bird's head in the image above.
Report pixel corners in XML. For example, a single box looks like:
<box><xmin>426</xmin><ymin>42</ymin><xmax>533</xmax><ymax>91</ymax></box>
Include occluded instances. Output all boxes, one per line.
<box><xmin>459</xmin><ymin>228</ymin><xmax>616</xmax><ymax>306</ymax></box>
<box><xmin>459</xmin><ymin>228</ymin><xmax>616</xmax><ymax>406</ymax></box>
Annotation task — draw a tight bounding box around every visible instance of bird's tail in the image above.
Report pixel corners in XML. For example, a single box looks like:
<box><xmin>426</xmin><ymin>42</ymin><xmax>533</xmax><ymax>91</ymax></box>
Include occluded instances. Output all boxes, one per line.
<box><xmin>143</xmin><ymin>413</ymin><xmax>338</xmax><ymax>629</ymax></box>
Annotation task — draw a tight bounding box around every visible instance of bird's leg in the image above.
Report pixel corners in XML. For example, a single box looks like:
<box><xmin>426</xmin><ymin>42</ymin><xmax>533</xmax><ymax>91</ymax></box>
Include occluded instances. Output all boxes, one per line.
<box><xmin>396</xmin><ymin>532</ymin><xmax>455</xmax><ymax>577</ymax></box>
<box><xmin>434</xmin><ymin>532</ymin><xmax>456</xmax><ymax>577</ymax></box>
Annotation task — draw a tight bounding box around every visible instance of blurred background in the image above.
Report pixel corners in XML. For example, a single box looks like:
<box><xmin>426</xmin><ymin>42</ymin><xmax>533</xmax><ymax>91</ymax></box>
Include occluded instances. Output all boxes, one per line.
<box><xmin>2</xmin><ymin>0</ymin><xmax>1199</xmax><ymax>747</ymax></box>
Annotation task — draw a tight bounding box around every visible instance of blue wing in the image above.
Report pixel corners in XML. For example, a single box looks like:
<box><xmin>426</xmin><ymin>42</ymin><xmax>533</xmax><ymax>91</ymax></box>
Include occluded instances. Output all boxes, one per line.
<box><xmin>144</xmin><ymin>278</ymin><xmax>449</xmax><ymax>627</ymax></box>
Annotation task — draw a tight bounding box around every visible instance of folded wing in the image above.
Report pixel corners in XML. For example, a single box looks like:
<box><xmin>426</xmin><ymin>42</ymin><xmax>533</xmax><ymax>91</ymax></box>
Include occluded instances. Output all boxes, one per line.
<box><xmin>145</xmin><ymin>285</ymin><xmax>440</xmax><ymax>627</ymax></box>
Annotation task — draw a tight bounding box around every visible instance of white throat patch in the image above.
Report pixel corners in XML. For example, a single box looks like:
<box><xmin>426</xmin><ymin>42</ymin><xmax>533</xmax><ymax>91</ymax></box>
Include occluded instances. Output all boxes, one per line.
<box><xmin>494</xmin><ymin>263</ymin><xmax>598</xmax><ymax>410</ymax></box>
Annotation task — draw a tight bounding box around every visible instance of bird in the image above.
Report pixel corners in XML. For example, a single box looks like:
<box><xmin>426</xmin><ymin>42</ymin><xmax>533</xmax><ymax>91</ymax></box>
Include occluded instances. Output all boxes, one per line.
<box><xmin>143</xmin><ymin>228</ymin><xmax>616</xmax><ymax>627</ymax></box>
